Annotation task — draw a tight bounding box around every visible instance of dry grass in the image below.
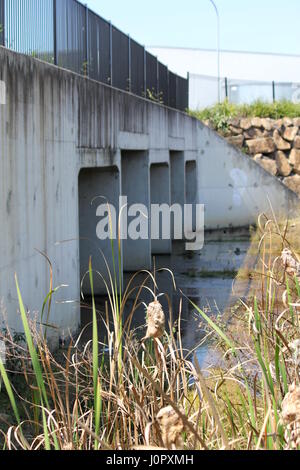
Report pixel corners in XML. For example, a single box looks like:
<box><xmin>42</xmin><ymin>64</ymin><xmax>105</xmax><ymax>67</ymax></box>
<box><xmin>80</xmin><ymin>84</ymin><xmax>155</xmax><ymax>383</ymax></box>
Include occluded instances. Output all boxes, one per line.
<box><xmin>0</xmin><ymin>213</ymin><xmax>300</xmax><ymax>450</ymax></box>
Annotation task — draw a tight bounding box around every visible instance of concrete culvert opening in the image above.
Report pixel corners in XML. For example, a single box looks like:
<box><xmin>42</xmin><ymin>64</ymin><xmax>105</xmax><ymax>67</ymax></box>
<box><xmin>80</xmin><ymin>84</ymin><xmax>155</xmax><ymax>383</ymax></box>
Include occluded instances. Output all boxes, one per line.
<box><xmin>150</xmin><ymin>163</ymin><xmax>172</xmax><ymax>255</ymax></box>
<box><xmin>78</xmin><ymin>166</ymin><xmax>120</xmax><ymax>337</ymax></box>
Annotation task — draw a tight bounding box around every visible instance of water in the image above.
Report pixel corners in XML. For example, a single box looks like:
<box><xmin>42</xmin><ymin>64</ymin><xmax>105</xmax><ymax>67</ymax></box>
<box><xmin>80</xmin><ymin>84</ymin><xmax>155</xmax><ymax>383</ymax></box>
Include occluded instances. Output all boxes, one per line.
<box><xmin>154</xmin><ymin>228</ymin><xmax>254</xmax><ymax>367</ymax></box>
<box><xmin>81</xmin><ymin>228</ymin><xmax>254</xmax><ymax>368</ymax></box>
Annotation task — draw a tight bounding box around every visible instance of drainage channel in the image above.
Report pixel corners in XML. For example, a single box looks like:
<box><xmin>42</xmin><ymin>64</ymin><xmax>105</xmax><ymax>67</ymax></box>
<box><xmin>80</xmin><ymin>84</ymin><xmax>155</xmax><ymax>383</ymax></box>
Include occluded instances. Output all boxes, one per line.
<box><xmin>155</xmin><ymin>227</ymin><xmax>254</xmax><ymax>368</ymax></box>
<box><xmin>80</xmin><ymin>227</ymin><xmax>254</xmax><ymax>369</ymax></box>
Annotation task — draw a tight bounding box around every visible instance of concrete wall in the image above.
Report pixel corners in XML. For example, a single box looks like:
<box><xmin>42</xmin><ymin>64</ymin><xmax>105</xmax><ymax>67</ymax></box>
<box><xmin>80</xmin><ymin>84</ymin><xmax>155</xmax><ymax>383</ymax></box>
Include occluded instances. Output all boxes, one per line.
<box><xmin>197</xmin><ymin>125</ymin><xmax>299</xmax><ymax>229</ymax></box>
<box><xmin>0</xmin><ymin>46</ymin><xmax>298</xmax><ymax>346</ymax></box>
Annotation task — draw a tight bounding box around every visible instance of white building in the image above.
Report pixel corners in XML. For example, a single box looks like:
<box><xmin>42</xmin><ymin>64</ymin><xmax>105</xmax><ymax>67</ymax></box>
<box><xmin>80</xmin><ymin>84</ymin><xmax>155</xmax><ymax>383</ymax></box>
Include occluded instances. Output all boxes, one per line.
<box><xmin>147</xmin><ymin>46</ymin><xmax>300</xmax><ymax>109</ymax></box>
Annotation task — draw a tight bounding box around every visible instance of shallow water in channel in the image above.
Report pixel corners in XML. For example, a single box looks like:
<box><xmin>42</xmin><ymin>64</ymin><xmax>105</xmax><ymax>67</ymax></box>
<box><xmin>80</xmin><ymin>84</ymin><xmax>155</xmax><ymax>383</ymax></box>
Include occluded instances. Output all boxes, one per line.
<box><xmin>81</xmin><ymin>228</ymin><xmax>254</xmax><ymax>368</ymax></box>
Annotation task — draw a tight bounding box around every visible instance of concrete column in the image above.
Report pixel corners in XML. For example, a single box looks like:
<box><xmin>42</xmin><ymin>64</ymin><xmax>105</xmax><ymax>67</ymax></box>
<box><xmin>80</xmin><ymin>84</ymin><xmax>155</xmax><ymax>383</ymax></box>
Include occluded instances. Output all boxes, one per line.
<box><xmin>150</xmin><ymin>163</ymin><xmax>172</xmax><ymax>255</ymax></box>
<box><xmin>186</xmin><ymin>160</ymin><xmax>197</xmax><ymax>232</ymax></box>
<box><xmin>170</xmin><ymin>151</ymin><xmax>185</xmax><ymax>240</ymax></box>
<box><xmin>121</xmin><ymin>150</ymin><xmax>151</xmax><ymax>271</ymax></box>
<box><xmin>186</xmin><ymin>161</ymin><xmax>197</xmax><ymax>205</ymax></box>
<box><xmin>78</xmin><ymin>166</ymin><xmax>121</xmax><ymax>296</ymax></box>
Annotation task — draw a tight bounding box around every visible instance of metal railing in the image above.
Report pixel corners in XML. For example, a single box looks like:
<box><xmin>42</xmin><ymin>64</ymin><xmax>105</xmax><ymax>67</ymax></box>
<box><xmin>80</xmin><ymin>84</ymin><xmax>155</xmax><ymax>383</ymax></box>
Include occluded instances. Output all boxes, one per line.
<box><xmin>189</xmin><ymin>73</ymin><xmax>300</xmax><ymax>109</ymax></box>
<box><xmin>0</xmin><ymin>0</ymin><xmax>189</xmax><ymax>111</ymax></box>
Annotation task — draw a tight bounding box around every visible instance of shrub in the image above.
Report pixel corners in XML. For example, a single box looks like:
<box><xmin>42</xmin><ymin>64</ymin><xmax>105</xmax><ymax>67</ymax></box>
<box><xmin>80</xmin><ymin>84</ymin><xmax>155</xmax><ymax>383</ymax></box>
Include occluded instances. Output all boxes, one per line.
<box><xmin>190</xmin><ymin>100</ymin><xmax>300</xmax><ymax>131</ymax></box>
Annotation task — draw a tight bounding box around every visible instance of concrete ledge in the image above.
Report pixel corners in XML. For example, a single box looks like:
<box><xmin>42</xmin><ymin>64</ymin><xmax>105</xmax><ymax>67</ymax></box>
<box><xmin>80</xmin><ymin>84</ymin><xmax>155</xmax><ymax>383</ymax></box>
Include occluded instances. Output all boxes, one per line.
<box><xmin>118</xmin><ymin>131</ymin><xmax>149</xmax><ymax>150</ymax></box>
<box><xmin>169</xmin><ymin>136</ymin><xmax>185</xmax><ymax>151</ymax></box>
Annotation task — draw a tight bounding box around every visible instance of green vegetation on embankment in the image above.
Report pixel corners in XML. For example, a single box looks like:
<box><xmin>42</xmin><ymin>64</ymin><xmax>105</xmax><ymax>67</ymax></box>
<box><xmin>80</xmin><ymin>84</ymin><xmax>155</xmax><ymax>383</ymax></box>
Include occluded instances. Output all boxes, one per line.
<box><xmin>189</xmin><ymin>100</ymin><xmax>300</xmax><ymax>132</ymax></box>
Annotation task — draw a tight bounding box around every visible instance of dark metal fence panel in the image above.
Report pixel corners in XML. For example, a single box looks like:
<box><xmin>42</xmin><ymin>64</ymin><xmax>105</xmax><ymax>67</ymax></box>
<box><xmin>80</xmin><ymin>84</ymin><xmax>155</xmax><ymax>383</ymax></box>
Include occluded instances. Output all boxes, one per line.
<box><xmin>146</xmin><ymin>51</ymin><xmax>158</xmax><ymax>100</ymax></box>
<box><xmin>112</xmin><ymin>26</ymin><xmax>129</xmax><ymax>91</ymax></box>
<box><xmin>4</xmin><ymin>0</ymin><xmax>54</xmax><ymax>62</ymax></box>
<box><xmin>56</xmin><ymin>0</ymin><xmax>87</xmax><ymax>75</ymax></box>
<box><xmin>176</xmin><ymin>75</ymin><xmax>189</xmax><ymax>111</ymax></box>
<box><xmin>158</xmin><ymin>62</ymin><xmax>168</xmax><ymax>106</ymax></box>
<box><xmin>130</xmin><ymin>38</ymin><xmax>144</xmax><ymax>97</ymax></box>
<box><xmin>0</xmin><ymin>0</ymin><xmax>4</xmax><ymax>46</ymax></box>
<box><xmin>0</xmin><ymin>0</ymin><xmax>187</xmax><ymax>111</ymax></box>
<box><xmin>88</xmin><ymin>11</ymin><xmax>111</xmax><ymax>84</ymax></box>
<box><xmin>169</xmin><ymin>71</ymin><xmax>177</xmax><ymax>109</ymax></box>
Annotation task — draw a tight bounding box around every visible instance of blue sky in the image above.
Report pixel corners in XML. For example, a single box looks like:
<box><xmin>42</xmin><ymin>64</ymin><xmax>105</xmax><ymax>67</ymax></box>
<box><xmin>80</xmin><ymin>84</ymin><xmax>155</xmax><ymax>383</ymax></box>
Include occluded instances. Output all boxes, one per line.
<box><xmin>86</xmin><ymin>0</ymin><xmax>300</xmax><ymax>55</ymax></box>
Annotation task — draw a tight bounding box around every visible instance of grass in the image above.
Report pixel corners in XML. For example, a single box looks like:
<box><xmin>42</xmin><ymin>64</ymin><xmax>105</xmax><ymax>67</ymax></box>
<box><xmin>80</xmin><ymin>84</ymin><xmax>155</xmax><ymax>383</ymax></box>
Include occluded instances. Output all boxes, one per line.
<box><xmin>0</xmin><ymin>212</ymin><xmax>300</xmax><ymax>450</ymax></box>
<box><xmin>189</xmin><ymin>100</ymin><xmax>300</xmax><ymax>133</ymax></box>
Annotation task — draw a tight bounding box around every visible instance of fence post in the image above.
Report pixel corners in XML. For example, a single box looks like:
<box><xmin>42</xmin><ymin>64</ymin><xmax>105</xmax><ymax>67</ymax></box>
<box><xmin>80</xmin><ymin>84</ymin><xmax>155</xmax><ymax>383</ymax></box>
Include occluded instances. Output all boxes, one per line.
<box><xmin>225</xmin><ymin>77</ymin><xmax>228</xmax><ymax>100</ymax></box>
<box><xmin>167</xmin><ymin>69</ymin><xmax>170</xmax><ymax>107</ymax></box>
<box><xmin>143</xmin><ymin>47</ymin><xmax>147</xmax><ymax>98</ymax></box>
<box><xmin>109</xmin><ymin>21</ymin><xmax>113</xmax><ymax>86</ymax></box>
<box><xmin>156</xmin><ymin>57</ymin><xmax>159</xmax><ymax>100</ymax></box>
<box><xmin>85</xmin><ymin>3</ymin><xmax>89</xmax><ymax>77</ymax></box>
<box><xmin>187</xmin><ymin>72</ymin><xmax>190</xmax><ymax>110</ymax></box>
<box><xmin>128</xmin><ymin>35</ymin><xmax>131</xmax><ymax>93</ymax></box>
<box><xmin>272</xmin><ymin>81</ymin><xmax>276</xmax><ymax>103</ymax></box>
<box><xmin>0</xmin><ymin>0</ymin><xmax>5</xmax><ymax>47</ymax></box>
<box><xmin>53</xmin><ymin>0</ymin><xmax>57</xmax><ymax>64</ymax></box>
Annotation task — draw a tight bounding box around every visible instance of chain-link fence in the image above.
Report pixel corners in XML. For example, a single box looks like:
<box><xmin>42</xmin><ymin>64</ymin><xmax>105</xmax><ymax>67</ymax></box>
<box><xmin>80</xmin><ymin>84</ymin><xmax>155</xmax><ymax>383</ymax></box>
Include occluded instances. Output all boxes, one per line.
<box><xmin>0</xmin><ymin>0</ymin><xmax>189</xmax><ymax>111</ymax></box>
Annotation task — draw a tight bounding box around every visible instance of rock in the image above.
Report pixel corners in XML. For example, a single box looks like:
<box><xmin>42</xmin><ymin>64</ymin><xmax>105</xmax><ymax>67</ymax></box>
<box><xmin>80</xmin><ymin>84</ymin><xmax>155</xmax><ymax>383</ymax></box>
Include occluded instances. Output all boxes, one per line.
<box><xmin>290</xmin><ymin>149</ymin><xmax>300</xmax><ymax>174</ymax></box>
<box><xmin>283</xmin><ymin>117</ymin><xmax>293</xmax><ymax>127</ymax></box>
<box><xmin>294</xmin><ymin>136</ymin><xmax>300</xmax><ymax>149</ymax></box>
<box><xmin>261</xmin><ymin>118</ymin><xmax>272</xmax><ymax>131</ymax></box>
<box><xmin>251</xmin><ymin>117</ymin><xmax>262</xmax><ymax>128</ymax></box>
<box><xmin>276</xmin><ymin>151</ymin><xmax>292</xmax><ymax>177</ymax></box>
<box><xmin>283</xmin><ymin>126</ymin><xmax>299</xmax><ymax>142</ymax></box>
<box><xmin>274</xmin><ymin>119</ymin><xmax>284</xmax><ymax>129</ymax></box>
<box><xmin>254</xmin><ymin>153</ymin><xmax>263</xmax><ymax>161</ymax></box>
<box><xmin>256</xmin><ymin>157</ymin><xmax>277</xmax><ymax>176</ymax></box>
<box><xmin>246</xmin><ymin>137</ymin><xmax>276</xmax><ymax>155</ymax></box>
<box><xmin>273</xmin><ymin>129</ymin><xmax>291</xmax><ymax>150</ymax></box>
<box><xmin>262</xmin><ymin>130</ymin><xmax>271</xmax><ymax>137</ymax></box>
<box><xmin>244</xmin><ymin>128</ymin><xmax>264</xmax><ymax>139</ymax></box>
<box><xmin>283</xmin><ymin>174</ymin><xmax>300</xmax><ymax>195</ymax></box>
<box><xmin>240</xmin><ymin>118</ymin><xmax>252</xmax><ymax>130</ymax></box>
<box><xmin>229</xmin><ymin>118</ymin><xmax>240</xmax><ymax>128</ymax></box>
<box><xmin>229</xmin><ymin>125</ymin><xmax>243</xmax><ymax>135</ymax></box>
<box><xmin>226</xmin><ymin>135</ymin><xmax>244</xmax><ymax>148</ymax></box>
<box><xmin>293</xmin><ymin>118</ymin><xmax>300</xmax><ymax>127</ymax></box>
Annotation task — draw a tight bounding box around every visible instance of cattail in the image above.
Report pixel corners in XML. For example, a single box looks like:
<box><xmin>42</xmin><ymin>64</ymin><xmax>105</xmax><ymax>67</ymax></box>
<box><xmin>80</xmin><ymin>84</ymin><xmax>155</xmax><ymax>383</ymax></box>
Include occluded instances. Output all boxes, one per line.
<box><xmin>281</xmin><ymin>382</ymin><xmax>300</xmax><ymax>449</ymax></box>
<box><xmin>62</xmin><ymin>442</ymin><xmax>73</xmax><ymax>450</ymax></box>
<box><xmin>281</xmin><ymin>249</ymin><xmax>300</xmax><ymax>277</ymax></box>
<box><xmin>289</xmin><ymin>339</ymin><xmax>300</xmax><ymax>367</ymax></box>
<box><xmin>156</xmin><ymin>405</ymin><xmax>185</xmax><ymax>450</ymax></box>
<box><xmin>144</xmin><ymin>299</ymin><xmax>165</xmax><ymax>339</ymax></box>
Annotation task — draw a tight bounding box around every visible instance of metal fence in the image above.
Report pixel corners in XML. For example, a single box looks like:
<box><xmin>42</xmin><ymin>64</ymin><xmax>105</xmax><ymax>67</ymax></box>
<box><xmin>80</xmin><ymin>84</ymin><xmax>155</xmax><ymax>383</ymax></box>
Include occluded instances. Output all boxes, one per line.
<box><xmin>189</xmin><ymin>73</ymin><xmax>300</xmax><ymax>110</ymax></box>
<box><xmin>0</xmin><ymin>0</ymin><xmax>189</xmax><ymax>111</ymax></box>
<box><xmin>225</xmin><ymin>78</ymin><xmax>300</xmax><ymax>106</ymax></box>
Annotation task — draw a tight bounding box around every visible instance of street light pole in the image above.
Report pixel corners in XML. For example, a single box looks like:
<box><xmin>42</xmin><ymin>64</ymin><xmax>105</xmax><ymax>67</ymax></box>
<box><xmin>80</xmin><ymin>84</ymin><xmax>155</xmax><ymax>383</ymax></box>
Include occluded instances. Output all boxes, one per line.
<box><xmin>209</xmin><ymin>0</ymin><xmax>221</xmax><ymax>103</ymax></box>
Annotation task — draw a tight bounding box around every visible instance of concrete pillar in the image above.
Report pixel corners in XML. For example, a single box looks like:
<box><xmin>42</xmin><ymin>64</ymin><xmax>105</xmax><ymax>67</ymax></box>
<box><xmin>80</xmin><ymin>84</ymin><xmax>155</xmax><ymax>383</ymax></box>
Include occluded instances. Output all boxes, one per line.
<box><xmin>186</xmin><ymin>161</ymin><xmax>197</xmax><ymax>205</ymax></box>
<box><xmin>150</xmin><ymin>163</ymin><xmax>172</xmax><ymax>255</ymax></box>
<box><xmin>78</xmin><ymin>166</ymin><xmax>121</xmax><ymax>296</ymax></box>
<box><xmin>186</xmin><ymin>160</ymin><xmax>197</xmax><ymax>232</ymax></box>
<box><xmin>121</xmin><ymin>150</ymin><xmax>151</xmax><ymax>271</ymax></box>
<box><xmin>170</xmin><ymin>151</ymin><xmax>185</xmax><ymax>240</ymax></box>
